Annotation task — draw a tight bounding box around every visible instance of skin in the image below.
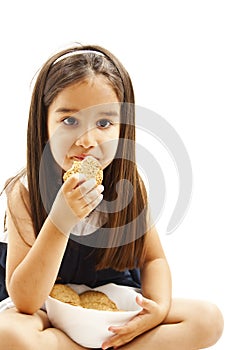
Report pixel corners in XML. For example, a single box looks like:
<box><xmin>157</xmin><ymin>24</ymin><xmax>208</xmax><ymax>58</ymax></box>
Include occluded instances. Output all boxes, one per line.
<box><xmin>0</xmin><ymin>76</ymin><xmax>224</xmax><ymax>350</ymax></box>
<box><xmin>47</xmin><ymin>77</ymin><xmax>121</xmax><ymax>172</ymax></box>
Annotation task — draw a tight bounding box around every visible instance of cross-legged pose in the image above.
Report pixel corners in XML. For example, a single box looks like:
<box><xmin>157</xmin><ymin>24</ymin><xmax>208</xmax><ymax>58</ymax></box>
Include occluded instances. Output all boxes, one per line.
<box><xmin>0</xmin><ymin>44</ymin><xmax>223</xmax><ymax>349</ymax></box>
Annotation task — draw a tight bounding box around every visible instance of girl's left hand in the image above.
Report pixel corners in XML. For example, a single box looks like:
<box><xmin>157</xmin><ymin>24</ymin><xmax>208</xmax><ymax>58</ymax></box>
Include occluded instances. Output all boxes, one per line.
<box><xmin>101</xmin><ymin>294</ymin><xmax>166</xmax><ymax>349</ymax></box>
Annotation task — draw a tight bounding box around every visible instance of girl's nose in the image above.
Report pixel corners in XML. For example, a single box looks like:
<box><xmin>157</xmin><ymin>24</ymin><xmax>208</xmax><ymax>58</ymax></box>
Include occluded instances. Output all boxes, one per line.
<box><xmin>75</xmin><ymin>129</ymin><xmax>98</xmax><ymax>149</ymax></box>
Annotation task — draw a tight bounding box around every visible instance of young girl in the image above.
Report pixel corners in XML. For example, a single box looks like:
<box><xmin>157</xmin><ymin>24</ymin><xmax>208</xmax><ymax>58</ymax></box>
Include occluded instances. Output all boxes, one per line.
<box><xmin>0</xmin><ymin>44</ymin><xmax>223</xmax><ymax>350</ymax></box>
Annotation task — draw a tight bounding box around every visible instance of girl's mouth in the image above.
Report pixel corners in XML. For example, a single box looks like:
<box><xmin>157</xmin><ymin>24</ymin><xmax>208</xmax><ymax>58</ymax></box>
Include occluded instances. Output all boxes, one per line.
<box><xmin>74</xmin><ymin>155</ymin><xmax>86</xmax><ymax>161</ymax></box>
<box><xmin>73</xmin><ymin>154</ymin><xmax>100</xmax><ymax>162</ymax></box>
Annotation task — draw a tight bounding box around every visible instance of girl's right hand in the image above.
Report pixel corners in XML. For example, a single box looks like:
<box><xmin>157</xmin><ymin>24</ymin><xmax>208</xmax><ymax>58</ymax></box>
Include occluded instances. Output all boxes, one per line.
<box><xmin>49</xmin><ymin>174</ymin><xmax>104</xmax><ymax>237</ymax></box>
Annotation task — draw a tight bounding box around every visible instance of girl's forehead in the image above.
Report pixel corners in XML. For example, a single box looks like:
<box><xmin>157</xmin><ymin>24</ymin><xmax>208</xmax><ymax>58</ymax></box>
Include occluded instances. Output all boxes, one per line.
<box><xmin>50</xmin><ymin>76</ymin><xmax>120</xmax><ymax>111</ymax></box>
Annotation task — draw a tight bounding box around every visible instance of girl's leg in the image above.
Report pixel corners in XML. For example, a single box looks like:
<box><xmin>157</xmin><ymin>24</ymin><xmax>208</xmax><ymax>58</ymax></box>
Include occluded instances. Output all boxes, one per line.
<box><xmin>120</xmin><ymin>299</ymin><xmax>224</xmax><ymax>350</ymax></box>
<box><xmin>0</xmin><ymin>299</ymin><xmax>223</xmax><ymax>350</ymax></box>
<box><xmin>0</xmin><ymin>307</ymin><xmax>88</xmax><ymax>350</ymax></box>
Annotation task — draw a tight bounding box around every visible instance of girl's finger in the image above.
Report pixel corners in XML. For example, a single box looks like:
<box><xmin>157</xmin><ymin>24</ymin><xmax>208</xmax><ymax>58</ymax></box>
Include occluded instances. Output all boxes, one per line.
<box><xmin>73</xmin><ymin>184</ymin><xmax>104</xmax><ymax>211</ymax></box>
<box><xmin>74</xmin><ymin>178</ymin><xmax>98</xmax><ymax>198</ymax></box>
<box><xmin>136</xmin><ymin>294</ymin><xmax>154</xmax><ymax>311</ymax></box>
<box><xmin>64</xmin><ymin>178</ymin><xmax>97</xmax><ymax>202</ymax></box>
<box><xmin>62</xmin><ymin>173</ymin><xmax>86</xmax><ymax>191</ymax></box>
<box><xmin>82</xmin><ymin>184</ymin><xmax>104</xmax><ymax>204</ymax></box>
<box><xmin>136</xmin><ymin>293</ymin><xmax>144</xmax><ymax>306</ymax></box>
<box><xmin>81</xmin><ymin>193</ymin><xmax>103</xmax><ymax>216</ymax></box>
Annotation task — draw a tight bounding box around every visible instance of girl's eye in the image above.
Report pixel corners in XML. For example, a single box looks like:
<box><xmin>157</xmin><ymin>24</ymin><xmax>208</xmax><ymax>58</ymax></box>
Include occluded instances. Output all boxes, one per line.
<box><xmin>96</xmin><ymin>119</ymin><xmax>112</xmax><ymax>128</ymax></box>
<box><xmin>62</xmin><ymin>117</ymin><xmax>79</xmax><ymax>126</ymax></box>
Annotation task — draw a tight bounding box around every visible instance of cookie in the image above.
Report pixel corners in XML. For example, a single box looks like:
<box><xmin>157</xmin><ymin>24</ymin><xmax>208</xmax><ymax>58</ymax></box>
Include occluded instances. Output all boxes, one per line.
<box><xmin>50</xmin><ymin>285</ymin><xmax>119</xmax><ymax>311</ymax></box>
<box><xmin>63</xmin><ymin>156</ymin><xmax>103</xmax><ymax>185</ymax></box>
<box><xmin>50</xmin><ymin>284</ymin><xmax>81</xmax><ymax>306</ymax></box>
<box><xmin>79</xmin><ymin>290</ymin><xmax>118</xmax><ymax>311</ymax></box>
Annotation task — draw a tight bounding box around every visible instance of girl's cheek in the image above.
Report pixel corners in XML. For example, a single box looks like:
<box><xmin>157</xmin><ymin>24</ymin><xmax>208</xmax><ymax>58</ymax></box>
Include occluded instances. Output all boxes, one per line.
<box><xmin>101</xmin><ymin>149</ymin><xmax>118</xmax><ymax>169</ymax></box>
<box><xmin>49</xmin><ymin>133</ymin><xmax>74</xmax><ymax>169</ymax></box>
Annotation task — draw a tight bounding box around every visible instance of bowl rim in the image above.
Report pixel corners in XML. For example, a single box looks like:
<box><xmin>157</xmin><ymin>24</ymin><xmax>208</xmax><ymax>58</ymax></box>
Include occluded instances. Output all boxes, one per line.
<box><xmin>46</xmin><ymin>283</ymin><xmax>142</xmax><ymax>314</ymax></box>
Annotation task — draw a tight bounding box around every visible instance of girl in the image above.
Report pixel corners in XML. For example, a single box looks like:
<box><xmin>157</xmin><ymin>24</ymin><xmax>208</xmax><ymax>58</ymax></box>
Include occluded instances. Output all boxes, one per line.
<box><xmin>0</xmin><ymin>44</ymin><xmax>223</xmax><ymax>349</ymax></box>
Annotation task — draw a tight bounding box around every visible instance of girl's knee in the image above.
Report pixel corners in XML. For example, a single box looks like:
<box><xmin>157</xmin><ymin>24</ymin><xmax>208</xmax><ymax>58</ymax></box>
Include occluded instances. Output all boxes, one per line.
<box><xmin>0</xmin><ymin>309</ymin><xmax>41</xmax><ymax>350</ymax></box>
<box><xmin>0</xmin><ymin>316</ymin><xmax>24</xmax><ymax>349</ymax></box>
<box><xmin>206</xmin><ymin>302</ymin><xmax>224</xmax><ymax>344</ymax></box>
<box><xmin>193</xmin><ymin>301</ymin><xmax>224</xmax><ymax>347</ymax></box>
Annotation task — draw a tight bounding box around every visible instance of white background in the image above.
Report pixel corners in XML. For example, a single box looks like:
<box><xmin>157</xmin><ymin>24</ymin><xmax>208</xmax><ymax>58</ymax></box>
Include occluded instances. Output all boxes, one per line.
<box><xmin>0</xmin><ymin>1</ymin><xmax>232</xmax><ymax>348</ymax></box>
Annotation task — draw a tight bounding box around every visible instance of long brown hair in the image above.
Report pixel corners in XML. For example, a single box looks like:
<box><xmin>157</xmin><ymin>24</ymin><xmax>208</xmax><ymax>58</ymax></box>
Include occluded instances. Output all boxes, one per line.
<box><xmin>7</xmin><ymin>44</ymin><xmax>149</xmax><ymax>270</ymax></box>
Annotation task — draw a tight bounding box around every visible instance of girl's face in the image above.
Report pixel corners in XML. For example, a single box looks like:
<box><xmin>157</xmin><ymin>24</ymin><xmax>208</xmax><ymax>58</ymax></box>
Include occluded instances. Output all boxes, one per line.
<box><xmin>47</xmin><ymin>76</ymin><xmax>120</xmax><ymax>171</ymax></box>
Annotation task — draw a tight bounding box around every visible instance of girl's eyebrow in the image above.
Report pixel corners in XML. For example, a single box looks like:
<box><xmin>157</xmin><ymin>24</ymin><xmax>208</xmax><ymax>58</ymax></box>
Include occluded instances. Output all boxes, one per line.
<box><xmin>55</xmin><ymin>108</ymin><xmax>80</xmax><ymax>114</ymax></box>
<box><xmin>55</xmin><ymin>108</ymin><xmax>120</xmax><ymax>118</ymax></box>
<box><xmin>98</xmin><ymin>110</ymin><xmax>120</xmax><ymax>118</ymax></box>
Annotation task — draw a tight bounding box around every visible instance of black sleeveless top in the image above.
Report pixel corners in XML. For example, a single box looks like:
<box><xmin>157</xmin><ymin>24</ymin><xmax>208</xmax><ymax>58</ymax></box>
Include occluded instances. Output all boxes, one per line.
<box><xmin>0</xmin><ymin>242</ymin><xmax>8</xmax><ymax>301</ymax></box>
<box><xmin>0</xmin><ymin>238</ymin><xmax>141</xmax><ymax>302</ymax></box>
<box><xmin>56</xmin><ymin>238</ymin><xmax>141</xmax><ymax>288</ymax></box>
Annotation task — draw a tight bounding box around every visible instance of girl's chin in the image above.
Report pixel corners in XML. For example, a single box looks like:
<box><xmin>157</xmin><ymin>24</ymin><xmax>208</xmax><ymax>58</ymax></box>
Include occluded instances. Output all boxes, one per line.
<box><xmin>100</xmin><ymin>160</ymin><xmax>112</xmax><ymax>170</ymax></box>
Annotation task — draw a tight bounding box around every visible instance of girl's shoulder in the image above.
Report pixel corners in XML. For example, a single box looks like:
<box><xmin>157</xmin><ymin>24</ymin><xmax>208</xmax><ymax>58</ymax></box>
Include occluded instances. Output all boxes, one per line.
<box><xmin>19</xmin><ymin>173</ymin><xmax>28</xmax><ymax>190</ymax></box>
<box><xmin>4</xmin><ymin>172</ymin><xmax>30</xmax><ymax>212</ymax></box>
<box><xmin>4</xmin><ymin>172</ymin><xmax>34</xmax><ymax>246</ymax></box>
<box><xmin>4</xmin><ymin>170</ymin><xmax>28</xmax><ymax>194</ymax></box>
<box><xmin>0</xmin><ymin>171</ymin><xmax>29</xmax><ymax>243</ymax></box>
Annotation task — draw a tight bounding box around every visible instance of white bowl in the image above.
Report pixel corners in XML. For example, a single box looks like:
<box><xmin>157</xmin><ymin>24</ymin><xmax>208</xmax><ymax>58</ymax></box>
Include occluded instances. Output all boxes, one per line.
<box><xmin>45</xmin><ymin>283</ymin><xmax>142</xmax><ymax>348</ymax></box>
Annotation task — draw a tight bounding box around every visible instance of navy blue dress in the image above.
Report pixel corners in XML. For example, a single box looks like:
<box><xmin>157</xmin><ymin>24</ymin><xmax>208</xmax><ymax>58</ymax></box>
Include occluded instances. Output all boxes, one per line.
<box><xmin>0</xmin><ymin>238</ymin><xmax>141</xmax><ymax>302</ymax></box>
<box><xmin>56</xmin><ymin>238</ymin><xmax>141</xmax><ymax>288</ymax></box>
<box><xmin>0</xmin><ymin>242</ymin><xmax>8</xmax><ymax>301</ymax></box>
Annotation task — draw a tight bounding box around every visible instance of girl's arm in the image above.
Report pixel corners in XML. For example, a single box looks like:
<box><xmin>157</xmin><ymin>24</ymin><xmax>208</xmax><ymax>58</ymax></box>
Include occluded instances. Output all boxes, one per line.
<box><xmin>140</xmin><ymin>224</ymin><xmax>172</xmax><ymax>321</ymax></box>
<box><xmin>6</xmin><ymin>177</ymin><xmax>103</xmax><ymax>314</ymax></box>
<box><xmin>6</xmin><ymin>182</ymin><xmax>69</xmax><ymax>314</ymax></box>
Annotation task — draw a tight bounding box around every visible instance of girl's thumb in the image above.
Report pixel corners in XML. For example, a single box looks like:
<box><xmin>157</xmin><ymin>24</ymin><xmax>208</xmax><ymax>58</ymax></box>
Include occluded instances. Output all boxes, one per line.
<box><xmin>136</xmin><ymin>293</ymin><xmax>151</xmax><ymax>310</ymax></box>
<box><xmin>136</xmin><ymin>293</ymin><xmax>144</xmax><ymax>305</ymax></box>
